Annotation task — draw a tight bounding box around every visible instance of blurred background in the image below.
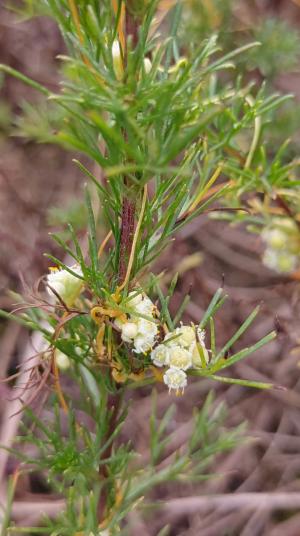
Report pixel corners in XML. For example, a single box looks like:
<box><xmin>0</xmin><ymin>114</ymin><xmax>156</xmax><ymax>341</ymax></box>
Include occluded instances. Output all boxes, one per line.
<box><xmin>1</xmin><ymin>1</ymin><xmax>300</xmax><ymax>534</ymax></box>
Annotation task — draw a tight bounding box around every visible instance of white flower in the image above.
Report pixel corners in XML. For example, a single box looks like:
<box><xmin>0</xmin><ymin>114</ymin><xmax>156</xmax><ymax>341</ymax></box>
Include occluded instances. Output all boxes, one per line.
<box><xmin>163</xmin><ymin>367</ymin><xmax>187</xmax><ymax>393</ymax></box>
<box><xmin>55</xmin><ymin>350</ymin><xmax>71</xmax><ymax>370</ymax></box>
<box><xmin>191</xmin><ymin>342</ymin><xmax>209</xmax><ymax>368</ymax></box>
<box><xmin>168</xmin><ymin>345</ymin><xmax>192</xmax><ymax>371</ymax></box>
<box><xmin>262</xmin><ymin>228</ymin><xmax>286</xmax><ymax>250</ymax></box>
<box><xmin>121</xmin><ymin>322</ymin><xmax>138</xmax><ymax>343</ymax></box>
<box><xmin>133</xmin><ymin>335</ymin><xmax>154</xmax><ymax>354</ymax></box>
<box><xmin>172</xmin><ymin>325</ymin><xmax>195</xmax><ymax>348</ymax></box>
<box><xmin>135</xmin><ymin>296</ymin><xmax>155</xmax><ymax>316</ymax></box>
<box><xmin>47</xmin><ymin>265</ymin><xmax>83</xmax><ymax>307</ymax></box>
<box><xmin>164</xmin><ymin>324</ymin><xmax>205</xmax><ymax>349</ymax></box>
<box><xmin>263</xmin><ymin>248</ymin><xmax>298</xmax><ymax>273</ymax></box>
<box><xmin>151</xmin><ymin>344</ymin><xmax>170</xmax><ymax>367</ymax></box>
<box><xmin>137</xmin><ymin>318</ymin><xmax>158</xmax><ymax>338</ymax></box>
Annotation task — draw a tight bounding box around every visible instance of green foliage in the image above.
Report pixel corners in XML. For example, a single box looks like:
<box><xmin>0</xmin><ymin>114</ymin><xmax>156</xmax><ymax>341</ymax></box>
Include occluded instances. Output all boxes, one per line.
<box><xmin>0</xmin><ymin>0</ymin><xmax>293</xmax><ymax>533</ymax></box>
<box><xmin>248</xmin><ymin>18</ymin><xmax>300</xmax><ymax>79</ymax></box>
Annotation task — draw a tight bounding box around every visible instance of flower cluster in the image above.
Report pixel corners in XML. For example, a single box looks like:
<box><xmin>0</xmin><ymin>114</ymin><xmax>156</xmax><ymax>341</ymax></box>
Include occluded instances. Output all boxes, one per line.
<box><xmin>151</xmin><ymin>324</ymin><xmax>209</xmax><ymax>394</ymax></box>
<box><xmin>262</xmin><ymin>217</ymin><xmax>300</xmax><ymax>273</ymax></box>
<box><xmin>115</xmin><ymin>291</ymin><xmax>159</xmax><ymax>354</ymax></box>
<box><xmin>47</xmin><ymin>265</ymin><xmax>83</xmax><ymax>307</ymax></box>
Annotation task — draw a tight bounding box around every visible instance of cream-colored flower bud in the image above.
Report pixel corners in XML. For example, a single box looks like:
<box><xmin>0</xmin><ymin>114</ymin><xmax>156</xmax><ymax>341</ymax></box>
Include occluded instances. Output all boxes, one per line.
<box><xmin>163</xmin><ymin>367</ymin><xmax>187</xmax><ymax>393</ymax></box>
<box><xmin>121</xmin><ymin>322</ymin><xmax>138</xmax><ymax>341</ymax></box>
<box><xmin>47</xmin><ymin>265</ymin><xmax>83</xmax><ymax>307</ymax></box>
<box><xmin>151</xmin><ymin>344</ymin><xmax>170</xmax><ymax>367</ymax></box>
<box><xmin>55</xmin><ymin>350</ymin><xmax>71</xmax><ymax>371</ymax></box>
<box><xmin>168</xmin><ymin>345</ymin><xmax>192</xmax><ymax>371</ymax></box>
<box><xmin>143</xmin><ymin>57</ymin><xmax>152</xmax><ymax>74</ymax></box>
<box><xmin>112</xmin><ymin>40</ymin><xmax>123</xmax><ymax>81</ymax></box>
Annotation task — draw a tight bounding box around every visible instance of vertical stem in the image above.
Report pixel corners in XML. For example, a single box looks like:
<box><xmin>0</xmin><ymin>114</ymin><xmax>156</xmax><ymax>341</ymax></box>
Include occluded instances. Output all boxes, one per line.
<box><xmin>97</xmin><ymin>2</ymin><xmax>140</xmax><ymax>525</ymax></box>
<box><xmin>118</xmin><ymin>195</ymin><xmax>136</xmax><ymax>283</ymax></box>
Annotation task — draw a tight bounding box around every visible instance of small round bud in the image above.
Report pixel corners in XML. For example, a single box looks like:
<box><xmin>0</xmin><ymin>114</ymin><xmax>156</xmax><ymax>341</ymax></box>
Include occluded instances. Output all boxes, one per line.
<box><xmin>55</xmin><ymin>350</ymin><xmax>70</xmax><ymax>371</ymax></box>
<box><xmin>121</xmin><ymin>322</ymin><xmax>138</xmax><ymax>341</ymax></box>
<box><xmin>47</xmin><ymin>265</ymin><xmax>83</xmax><ymax>307</ymax></box>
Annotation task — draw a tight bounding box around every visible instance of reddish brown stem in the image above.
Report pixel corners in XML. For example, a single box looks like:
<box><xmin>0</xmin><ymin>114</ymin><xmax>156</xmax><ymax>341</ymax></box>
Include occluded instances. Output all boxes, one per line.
<box><xmin>118</xmin><ymin>195</ymin><xmax>136</xmax><ymax>283</ymax></box>
<box><xmin>96</xmin><ymin>3</ymin><xmax>140</xmax><ymax>525</ymax></box>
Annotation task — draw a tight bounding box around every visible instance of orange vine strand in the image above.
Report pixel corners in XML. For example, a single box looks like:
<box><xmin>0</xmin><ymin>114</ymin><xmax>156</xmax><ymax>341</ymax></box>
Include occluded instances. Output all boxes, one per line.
<box><xmin>98</xmin><ymin>230</ymin><xmax>113</xmax><ymax>260</ymax></box>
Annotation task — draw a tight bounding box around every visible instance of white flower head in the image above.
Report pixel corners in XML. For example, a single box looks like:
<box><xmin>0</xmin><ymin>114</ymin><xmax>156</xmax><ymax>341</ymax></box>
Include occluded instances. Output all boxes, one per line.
<box><xmin>163</xmin><ymin>367</ymin><xmax>187</xmax><ymax>393</ymax></box>
<box><xmin>121</xmin><ymin>322</ymin><xmax>138</xmax><ymax>343</ymax></box>
<box><xmin>173</xmin><ymin>325</ymin><xmax>195</xmax><ymax>348</ymax></box>
<box><xmin>137</xmin><ymin>318</ymin><xmax>158</xmax><ymax>338</ymax></box>
<box><xmin>262</xmin><ymin>228</ymin><xmax>286</xmax><ymax>250</ymax></box>
<box><xmin>168</xmin><ymin>345</ymin><xmax>192</xmax><ymax>371</ymax></box>
<box><xmin>263</xmin><ymin>248</ymin><xmax>298</xmax><ymax>273</ymax></box>
<box><xmin>151</xmin><ymin>344</ymin><xmax>170</xmax><ymax>367</ymax></box>
<box><xmin>47</xmin><ymin>265</ymin><xmax>83</xmax><ymax>307</ymax></box>
<box><xmin>133</xmin><ymin>335</ymin><xmax>154</xmax><ymax>354</ymax></box>
<box><xmin>135</xmin><ymin>296</ymin><xmax>155</xmax><ymax>316</ymax></box>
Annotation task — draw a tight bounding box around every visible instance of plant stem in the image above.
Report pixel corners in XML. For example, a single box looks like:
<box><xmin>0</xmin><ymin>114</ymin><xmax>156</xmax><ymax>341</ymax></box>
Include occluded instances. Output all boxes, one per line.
<box><xmin>118</xmin><ymin>195</ymin><xmax>136</xmax><ymax>283</ymax></box>
<box><xmin>96</xmin><ymin>3</ymin><xmax>140</xmax><ymax>524</ymax></box>
<box><xmin>97</xmin><ymin>392</ymin><xmax>122</xmax><ymax>523</ymax></box>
